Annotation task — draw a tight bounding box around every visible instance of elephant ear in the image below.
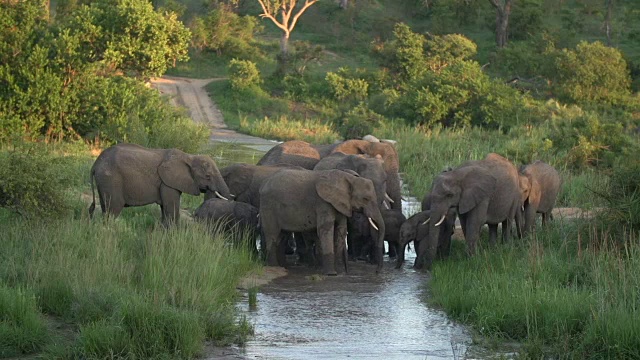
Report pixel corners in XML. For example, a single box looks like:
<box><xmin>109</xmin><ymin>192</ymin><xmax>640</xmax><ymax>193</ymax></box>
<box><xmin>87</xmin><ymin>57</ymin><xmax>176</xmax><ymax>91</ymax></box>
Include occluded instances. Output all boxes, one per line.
<box><xmin>316</xmin><ymin>171</ymin><xmax>352</xmax><ymax>217</ymax></box>
<box><xmin>158</xmin><ymin>150</ymin><xmax>200</xmax><ymax>196</ymax></box>
<box><xmin>459</xmin><ymin>169</ymin><xmax>496</xmax><ymax>214</ymax></box>
<box><xmin>529</xmin><ymin>178</ymin><xmax>542</xmax><ymax>207</ymax></box>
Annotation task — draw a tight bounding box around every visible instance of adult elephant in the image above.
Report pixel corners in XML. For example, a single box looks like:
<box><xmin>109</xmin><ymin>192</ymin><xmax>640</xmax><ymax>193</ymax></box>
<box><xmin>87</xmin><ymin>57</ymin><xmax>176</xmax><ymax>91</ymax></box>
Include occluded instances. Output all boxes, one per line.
<box><xmin>89</xmin><ymin>143</ymin><xmax>232</xmax><ymax>226</ymax></box>
<box><xmin>314</xmin><ymin>153</ymin><xmax>393</xmax><ymax>209</ymax></box>
<box><xmin>220</xmin><ymin>163</ymin><xmax>302</xmax><ymax>208</ymax></box>
<box><xmin>194</xmin><ymin>199</ymin><xmax>259</xmax><ymax>252</ymax></box>
<box><xmin>257</xmin><ymin>139</ymin><xmax>402</xmax><ymax>211</ymax></box>
<box><xmin>415</xmin><ymin>153</ymin><xmax>522</xmax><ymax>270</ymax></box>
<box><xmin>259</xmin><ymin>169</ymin><xmax>385</xmax><ymax>275</ymax></box>
<box><xmin>519</xmin><ymin>161</ymin><xmax>562</xmax><ymax>236</ymax></box>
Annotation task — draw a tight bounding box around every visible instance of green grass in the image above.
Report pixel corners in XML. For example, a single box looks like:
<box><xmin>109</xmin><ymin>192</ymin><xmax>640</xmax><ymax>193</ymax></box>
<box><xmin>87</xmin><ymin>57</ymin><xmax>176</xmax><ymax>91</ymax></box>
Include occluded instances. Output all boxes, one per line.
<box><xmin>0</xmin><ymin>145</ymin><xmax>260</xmax><ymax>358</ymax></box>
<box><xmin>239</xmin><ymin>115</ymin><xmax>341</xmax><ymax>144</ymax></box>
<box><xmin>429</xmin><ymin>221</ymin><xmax>640</xmax><ymax>358</ymax></box>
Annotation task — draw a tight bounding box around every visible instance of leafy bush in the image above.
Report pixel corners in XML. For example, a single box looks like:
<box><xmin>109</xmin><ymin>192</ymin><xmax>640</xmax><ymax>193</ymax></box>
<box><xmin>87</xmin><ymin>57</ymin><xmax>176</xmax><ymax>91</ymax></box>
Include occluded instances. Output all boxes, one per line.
<box><xmin>189</xmin><ymin>7</ymin><xmax>262</xmax><ymax>59</ymax></box>
<box><xmin>325</xmin><ymin>68</ymin><xmax>369</xmax><ymax>103</ymax></box>
<box><xmin>600</xmin><ymin>158</ymin><xmax>640</xmax><ymax>231</ymax></box>
<box><xmin>0</xmin><ymin>146</ymin><xmax>70</xmax><ymax>218</ymax></box>
<box><xmin>508</xmin><ymin>0</ymin><xmax>544</xmax><ymax>41</ymax></box>
<box><xmin>553</xmin><ymin>41</ymin><xmax>632</xmax><ymax>106</ymax></box>
<box><xmin>228</xmin><ymin>59</ymin><xmax>263</xmax><ymax>92</ymax></box>
<box><xmin>372</xmin><ymin>23</ymin><xmax>427</xmax><ymax>82</ymax></box>
<box><xmin>338</xmin><ymin>103</ymin><xmax>386</xmax><ymax>139</ymax></box>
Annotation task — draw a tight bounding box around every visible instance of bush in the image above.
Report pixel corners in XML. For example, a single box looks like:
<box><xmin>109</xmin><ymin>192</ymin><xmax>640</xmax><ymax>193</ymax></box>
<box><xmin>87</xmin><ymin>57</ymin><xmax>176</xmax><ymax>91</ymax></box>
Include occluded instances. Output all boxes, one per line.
<box><xmin>553</xmin><ymin>41</ymin><xmax>633</xmax><ymax>106</ymax></box>
<box><xmin>228</xmin><ymin>59</ymin><xmax>262</xmax><ymax>92</ymax></box>
<box><xmin>0</xmin><ymin>146</ymin><xmax>71</xmax><ymax>218</ymax></box>
<box><xmin>325</xmin><ymin>68</ymin><xmax>369</xmax><ymax>103</ymax></box>
<box><xmin>600</xmin><ymin>158</ymin><xmax>640</xmax><ymax>231</ymax></box>
<box><xmin>338</xmin><ymin>103</ymin><xmax>386</xmax><ymax>139</ymax></box>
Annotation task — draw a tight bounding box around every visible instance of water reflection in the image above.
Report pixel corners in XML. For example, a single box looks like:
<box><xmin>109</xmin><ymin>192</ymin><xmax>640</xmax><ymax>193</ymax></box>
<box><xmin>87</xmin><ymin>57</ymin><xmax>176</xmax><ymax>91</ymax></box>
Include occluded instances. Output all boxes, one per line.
<box><xmin>234</xmin><ymin>196</ymin><xmax>475</xmax><ymax>360</ymax></box>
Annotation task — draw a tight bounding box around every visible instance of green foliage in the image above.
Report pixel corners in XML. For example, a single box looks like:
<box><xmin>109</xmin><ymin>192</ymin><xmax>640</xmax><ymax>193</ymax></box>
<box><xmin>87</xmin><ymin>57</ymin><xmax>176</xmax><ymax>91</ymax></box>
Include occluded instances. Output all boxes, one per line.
<box><xmin>325</xmin><ymin>68</ymin><xmax>369</xmax><ymax>103</ymax></box>
<box><xmin>189</xmin><ymin>6</ymin><xmax>262</xmax><ymax>59</ymax></box>
<box><xmin>507</xmin><ymin>0</ymin><xmax>544</xmax><ymax>41</ymax></box>
<box><xmin>430</xmin><ymin>222</ymin><xmax>640</xmax><ymax>359</ymax></box>
<box><xmin>289</xmin><ymin>40</ymin><xmax>324</xmax><ymax>76</ymax></box>
<box><xmin>0</xmin><ymin>147</ymin><xmax>71</xmax><ymax>218</ymax></box>
<box><xmin>0</xmin><ymin>285</ymin><xmax>48</xmax><ymax>357</ymax></box>
<box><xmin>546</xmin><ymin>101</ymin><xmax>636</xmax><ymax>168</ymax></box>
<box><xmin>423</xmin><ymin>33</ymin><xmax>478</xmax><ymax>70</ymax></box>
<box><xmin>553</xmin><ymin>41</ymin><xmax>633</xmax><ymax>106</ymax></box>
<box><xmin>600</xmin><ymin>158</ymin><xmax>640</xmax><ymax>231</ymax></box>
<box><xmin>239</xmin><ymin>116</ymin><xmax>341</xmax><ymax>143</ymax></box>
<box><xmin>337</xmin><ymin>103</ymin><xmax>385</xmax><ymax>139</ymax></box>
<box><xmin>228</xmin><ymin>59</ymin><xmax>263</xmax><ymax>92</ymax></box>
<box><xmin>373</xmin><ymin>23</ymin><xmax>427</xmax><ymax>81</ymax></box>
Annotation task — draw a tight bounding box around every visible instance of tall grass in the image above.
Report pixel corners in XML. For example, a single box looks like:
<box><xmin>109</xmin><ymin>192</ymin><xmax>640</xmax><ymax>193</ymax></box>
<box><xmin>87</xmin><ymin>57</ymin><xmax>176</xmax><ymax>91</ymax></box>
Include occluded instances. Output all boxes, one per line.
<box><xmin>0</xmin><ymin>144</ymin><xmax>260</xmax><ymax>358</ymax></box>
<box><xmin>239</xmin><ymin>115</ymin><xmax>341</xmax><ymax>143</ymax></box>
<box><xmin>429</xmin><ymin>222</ymin><xmax>640</xmax><ymax>358</ymax></box>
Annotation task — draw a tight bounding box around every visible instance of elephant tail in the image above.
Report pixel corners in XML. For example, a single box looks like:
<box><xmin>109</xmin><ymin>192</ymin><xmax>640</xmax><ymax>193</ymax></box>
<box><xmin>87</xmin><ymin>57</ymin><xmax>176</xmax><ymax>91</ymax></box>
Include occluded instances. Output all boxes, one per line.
<box><xmin>88</xmin><ymin>168</ymin><xmax>96</xmax><ymax>218</ymax></box>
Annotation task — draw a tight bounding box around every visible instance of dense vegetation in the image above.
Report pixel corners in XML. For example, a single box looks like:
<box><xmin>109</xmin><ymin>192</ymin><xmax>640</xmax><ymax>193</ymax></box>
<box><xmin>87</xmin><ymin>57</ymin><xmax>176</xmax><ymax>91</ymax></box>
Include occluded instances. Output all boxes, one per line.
<box><xmin>1</xmin><ymin>0</ymin><xmax>640</xmax><ymax>358</ymax></box>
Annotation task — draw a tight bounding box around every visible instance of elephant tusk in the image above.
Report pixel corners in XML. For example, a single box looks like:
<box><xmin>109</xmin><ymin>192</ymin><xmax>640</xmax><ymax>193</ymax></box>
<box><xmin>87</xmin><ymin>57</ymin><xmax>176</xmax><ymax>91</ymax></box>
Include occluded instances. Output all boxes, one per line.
<box><xmin>368</xmin><ymin>217</ymin><xmax>379</xmax><ymax>231</ymax></box>
<box><xmin>230</xmin><ymin>193</ymin><xmax>236</xmax><ymax>198</ymax></box>
<box><xmin>383</xmin><ymin>202</ymin><xmax>390</xmax><ymax>209</ymax></box>
<box><xmin>522</xmin><ymin>205</ymin><xmax>525</xmax><ymax>212</ymax></box>
<box><xmin>215</xmin><ymin>191</ymin><xmax>229</xmax><ymax>201</ymax></box>
<box><xmin>434</xmin><ymin>215</ymin><xmax>446</xmax><ymax>227</ymax></box>
<box><xmin>385</xmin><ymin>193</ymin><xmax>395</xmax><ymax>203</ymax></box>
<box><xmin>421</xmin><ymin>217</ymin><xmax>430</xmax><ymax>225</ymax></box>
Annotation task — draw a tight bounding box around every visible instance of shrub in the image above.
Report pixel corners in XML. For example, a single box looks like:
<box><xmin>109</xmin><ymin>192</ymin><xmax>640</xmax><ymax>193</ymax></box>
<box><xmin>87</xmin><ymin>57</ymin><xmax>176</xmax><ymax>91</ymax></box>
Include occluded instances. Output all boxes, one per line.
<box><xmin>228</xmin><ymin>59</ymin><xmax>262</xmax><ymax>92</ymax></box>
<box><xmin>0</xmin><ymin>146</ymin><xmax>70</xmax><ymax>218</ymax></box>
<box><xmin>325</xmin><ymin>68</ymin><xmax>369</xmax><ymax>103</ymax></box>
<box><xmin>338</xmin><ymin>103</ymin><xmax>386</xmax><ymax>139</ymax></box>
<box><xmin>553</xmin><ymin>41</ymin><xmax>632</xmax><ymax>106</ymax></box>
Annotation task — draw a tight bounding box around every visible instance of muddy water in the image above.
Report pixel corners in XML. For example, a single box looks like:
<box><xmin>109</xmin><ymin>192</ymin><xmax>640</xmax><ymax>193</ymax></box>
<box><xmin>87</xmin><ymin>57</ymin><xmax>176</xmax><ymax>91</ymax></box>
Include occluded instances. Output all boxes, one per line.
<box><xmin>211</xmin><ymin>144</ymin><xmax>484</xmax><ymax>359</ymax></box>
<box><xmin>233</xmin><ymin>199</ymin><xmax>479</xmax><ymax>359</ymax></box>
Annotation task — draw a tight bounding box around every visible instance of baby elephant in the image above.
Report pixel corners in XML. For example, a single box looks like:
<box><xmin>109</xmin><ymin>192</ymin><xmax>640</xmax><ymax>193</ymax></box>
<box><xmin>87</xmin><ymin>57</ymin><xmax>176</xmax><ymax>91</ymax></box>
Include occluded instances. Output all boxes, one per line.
<box><xmin>397</xmin><ymin>209</ymin><xmax>456</xmax><ymax>269</ymax></box>
<box><xmin>348</xmin><ymin>209</ymin><xmax>406</xmax><ymax>262</ymax></box>
<box><xmin>193</xmin><ymin>199</ymin><xmax>260</xmax><ymax>252</ymax></box>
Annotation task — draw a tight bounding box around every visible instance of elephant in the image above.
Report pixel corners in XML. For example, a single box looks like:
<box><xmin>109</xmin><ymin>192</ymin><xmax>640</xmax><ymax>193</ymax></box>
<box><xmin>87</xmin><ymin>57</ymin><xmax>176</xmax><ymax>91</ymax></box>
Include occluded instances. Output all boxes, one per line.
<box><xmin>256</xmin><ymin>139</ymin><xmax>402</xmax><ymax>212</ymax></box>
<box><xmin>313</xmin><ymin>152</ymin><xmax>393</xmax><ymax>209</ymax></box>
<box><xmin>89</xmin><ymin>143</ymin><xmax>232</xmax><ymax>226</ymax></box>
<box><xmin>193</xmin><ymin>199</ymin><xmax>260</xmax><ymax>252</ymax></box>
<box><xmin>396</xmin><ymin>209</ymin><xmax>456</xmax><ymax>269</ymax></box>
<box><xmin>415</xmin><ymin>153</ymin><xmax>522</xmax><ymax>270</ymax></box>
<box><xmin>519</xmin><ymin>161</ymin><xmax>562</xmax><ymax>236</ymax></box>
<box><xmin>219</xmin><ymin>163</ymin><xmax>303</xmax><ymax>208</ymax></box>
<box><xmin>259</xmin><ymin>169</ymin><xmax>385</xmax><ymax>275</ymax></box>
<box><xmin>347</xmin><ymin>209</ymin><xmax>406</xmax><ymax>262</ymax></box>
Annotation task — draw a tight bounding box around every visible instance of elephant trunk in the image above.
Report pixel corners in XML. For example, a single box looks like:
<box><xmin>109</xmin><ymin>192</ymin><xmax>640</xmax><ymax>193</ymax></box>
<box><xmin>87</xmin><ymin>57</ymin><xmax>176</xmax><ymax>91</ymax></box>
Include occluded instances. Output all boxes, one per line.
<box><xmin>387</xmin><ymin>172</ymin><xmax>403</xmax><ymax>211</ymax></box>
<box><xmin>364</xmin><ymin>206</ymin><xmax>385</xmax><ymax>274</ymax></box>
<box><xmin>415</xmin><ymin>207</ymin><xmax>447</xmax><ymax>270</ymax></box>
<box><xmin>206</xmin><ymin>173</ymin><xmax>233</xmax><ymax>201</ymax></box>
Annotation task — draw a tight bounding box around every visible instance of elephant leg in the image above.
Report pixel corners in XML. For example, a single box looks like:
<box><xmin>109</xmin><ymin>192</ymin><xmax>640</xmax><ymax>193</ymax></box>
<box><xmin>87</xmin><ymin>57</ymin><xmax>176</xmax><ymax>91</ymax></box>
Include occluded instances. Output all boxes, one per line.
<box><xmin>542</xmin><ymin>212</ymin><xmax>549</xmax><ymax>226</ymax></box>
<box><xmin>501</xmin><ymin>219</ymin><xmax>511</xmax><ymax>243</ymax></box>
<box><xmin>334</xmin><ymin>216</ymin><xmax>348</xmax><ymax>274</ymax></box>
<box><xmin>100</xmin><ymin>191</ymin><xmax>125</xmax><ymax>219</ymax></box>
<box><xmin>488</xmin><ymin>224</ymin><xmax>498</xmax><ymax>246</ymax></box>
<box><xmin>160</xmin><ymin>185</ymin><xmax>181</xmax><ymax>226</ymax></box>
<box><xmin>317</xmin><ymin>218</ymin><xmax>337</xmax><ymax>276</ymax></box>
<box><xmin>463</xmin><ymin>207</ymin><xmax>488</xmax><ymax>257</ymax></box>
<box><xmin>300</xmin><ymin>232</ymin><xmax>318</xmax><ymax>267</ymax></box>
<box><xmin>261</xmin><ymin>212</ymin><xmax>283</xmax><ymax>267</ymax></box>
<box><xmin>387</xmin><ymin>241</ymin><xmax>397</xmax><ymax>258</ymax></box>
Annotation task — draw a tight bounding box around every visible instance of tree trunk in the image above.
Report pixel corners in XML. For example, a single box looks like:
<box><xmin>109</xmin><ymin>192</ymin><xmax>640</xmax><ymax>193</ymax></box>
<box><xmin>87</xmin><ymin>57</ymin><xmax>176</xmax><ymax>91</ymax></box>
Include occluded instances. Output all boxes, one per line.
<box><xmin>276</xmin><ymin>32</ymin><xmax>290</xmax><ymax>75</ymax></box>
<box><xmin>605</xmin><ymin>0</ymin><xmax>613</xmax><ymax>46</ymax></box>
<box><xmin>339</xmin><ymin>0</ymin><xmax>348</xmax><ymax>8</ymax></box>
<box><xmin>489</xmin><ymin>0</ymin><xmax>513</xmax><ymax>48</ymax></box>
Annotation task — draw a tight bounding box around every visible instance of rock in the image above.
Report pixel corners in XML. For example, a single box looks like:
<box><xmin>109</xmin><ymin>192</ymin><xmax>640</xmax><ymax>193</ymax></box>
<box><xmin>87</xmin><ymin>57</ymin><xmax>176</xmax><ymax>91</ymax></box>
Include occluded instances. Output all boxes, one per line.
<box><xmin>362</xmin><ymin>134</ymin><xmax>380</xmax><ymax>142</ymax></box>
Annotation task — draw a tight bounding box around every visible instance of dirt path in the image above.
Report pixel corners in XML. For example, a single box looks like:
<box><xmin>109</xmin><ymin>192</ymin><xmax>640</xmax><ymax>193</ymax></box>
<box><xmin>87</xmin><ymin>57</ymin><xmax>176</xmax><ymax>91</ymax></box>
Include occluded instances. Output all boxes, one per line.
<box><xmin>149</xmin><ymin>76</ymin><xmax>279</xmax><ymax>153</ymax></box>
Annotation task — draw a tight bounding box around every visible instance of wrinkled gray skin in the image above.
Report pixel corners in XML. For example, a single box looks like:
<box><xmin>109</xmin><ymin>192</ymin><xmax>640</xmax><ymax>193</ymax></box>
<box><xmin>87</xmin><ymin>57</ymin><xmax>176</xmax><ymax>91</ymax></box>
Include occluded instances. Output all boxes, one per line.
<box><xmin>397</xmin><ymin>209</ymin><xmax>456</xmax><ymax>269</ymax></box>
<box><xmin>348</xmin><ymin>209</ymin><xmax>405</xmax><ymax>262</ymax></box>
<box><xmin>257</xmin><ymin>139</ymin><xmax>402</xmax><ymax>212</ymax></box>
<box><xmin>259</xmin><ymin>169</ymin><xmax>385</xmax><ymax>275</ymax></box>
<box><xmin>220</xmin><ymin>163</ymin><xmax>303</xmax><ymax>208</ymax></box>
<box><xmin>194</xmin><ymin>199</ymin><xmax>259</xmax><ymax>252</ymax></box>
<box><xmin>314</xmin><ymin>153</ymin><xmax>390</xmax><ymax>209</ymax></box>
<box><xmin>416</xmin><ymin>153</ymin><xmax>522</xmax><ymax>270</ymax></box>
<box><xmin>519</xmin><ymin>161</ymin><xmax>562</xmax><ymax>236</ymax></box>
<box><xmin>89</xmin><ymin>143</ymin><xmax>231</xmax><ymax>226</ymax></box>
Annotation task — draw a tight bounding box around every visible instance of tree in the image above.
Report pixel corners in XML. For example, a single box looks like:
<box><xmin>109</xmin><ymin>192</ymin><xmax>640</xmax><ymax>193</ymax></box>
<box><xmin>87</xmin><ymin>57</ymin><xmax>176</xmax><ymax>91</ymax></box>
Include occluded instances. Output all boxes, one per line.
<box><xmin>256</xmin><ymin>0</ymin><xmax>319</xmax><ymax>73</ymax></box>
<box><xmin>488</xmin><ymin>0</ymin><xmax>513</xmax><ymax>47</ymax></box>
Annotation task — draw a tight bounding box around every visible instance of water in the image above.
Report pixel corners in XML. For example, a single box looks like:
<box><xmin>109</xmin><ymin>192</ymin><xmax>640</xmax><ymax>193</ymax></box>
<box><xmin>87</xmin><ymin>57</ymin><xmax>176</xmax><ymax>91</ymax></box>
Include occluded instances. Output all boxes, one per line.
<box><xmin>207</xmin><ymin>143</ymin><xmax>493</xmax><ymax>359</ymax></box>
<box><xmin>228</xmin><ymin>197</ymin><xmax>479</xmax><ymax>360</ymax></box>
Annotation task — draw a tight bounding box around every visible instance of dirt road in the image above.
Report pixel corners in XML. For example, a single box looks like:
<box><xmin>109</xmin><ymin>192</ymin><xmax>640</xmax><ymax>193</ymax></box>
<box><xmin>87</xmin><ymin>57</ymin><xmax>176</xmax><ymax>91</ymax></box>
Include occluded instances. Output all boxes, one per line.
<box><xmin>149</xmin><ymin>76</ymin><xmax>279</xmax><ymax>152</ymax></box>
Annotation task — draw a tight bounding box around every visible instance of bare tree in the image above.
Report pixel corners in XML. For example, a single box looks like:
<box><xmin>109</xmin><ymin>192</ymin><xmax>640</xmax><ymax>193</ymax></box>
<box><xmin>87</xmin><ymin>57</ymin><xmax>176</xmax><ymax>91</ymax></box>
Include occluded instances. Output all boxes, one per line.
<box><xmin>257</xmin><ymin>0</ymin><xmax>319</xmax><ymax>72</ymax></box>
<box><xmin>488</xmin><ymin>0</ymin><xmax>513</xmax><ymax>48</ymax></box>
<box><xmin>604</xmin><ymin>0</ymin><xmax>613</xmax><ymax>46</ymax></box>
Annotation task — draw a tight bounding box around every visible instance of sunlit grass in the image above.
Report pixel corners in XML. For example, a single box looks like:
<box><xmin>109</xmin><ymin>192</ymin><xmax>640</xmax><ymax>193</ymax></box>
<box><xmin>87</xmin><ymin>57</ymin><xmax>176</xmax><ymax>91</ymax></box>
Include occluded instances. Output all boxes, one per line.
<box><xmin>239</xmin><ymin>115</ymin><xmax>341</xmax><ymax>144</ymax></box>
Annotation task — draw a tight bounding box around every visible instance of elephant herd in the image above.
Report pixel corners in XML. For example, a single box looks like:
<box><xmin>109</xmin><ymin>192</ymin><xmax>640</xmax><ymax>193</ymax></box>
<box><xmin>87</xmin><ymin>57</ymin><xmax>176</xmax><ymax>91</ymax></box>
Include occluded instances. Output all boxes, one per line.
<box><xmin>89</xmin><ymin>139</ymin><xmax>561</xmax><ymax>275</ymax></box>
